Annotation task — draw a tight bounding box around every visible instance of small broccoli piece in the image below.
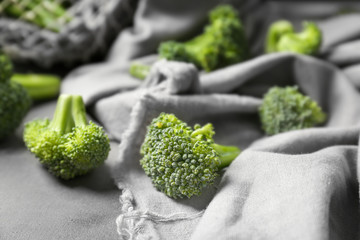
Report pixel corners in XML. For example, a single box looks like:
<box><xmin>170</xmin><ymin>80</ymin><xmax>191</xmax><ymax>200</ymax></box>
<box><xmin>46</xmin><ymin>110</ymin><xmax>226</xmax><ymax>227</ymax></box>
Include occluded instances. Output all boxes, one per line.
<box><xmin>129</xmin><ymin>62</ymin><xmax>151</xmax><ymax>80</ymax></box>
<box><xmin>0</xmin><ymin>52</ymin><xmax>31</xmax><ymax>140</ymax></box>
<box><xmin>158</xmin><ymin>4</ymin><xmax>248</xmax><ymax>72</ymax></box>
<box><xmin>140</xmin><ymin>113</ymin><xmax>241</xmax><ymax>198</ymax></box>
<box><xmin>266</xmin><ymin>21</ymin><xmax>322</xmax><ymax>55</ymax></box>
<box><xmin>1</xmin><ymin>0</ymin><xmax>72</xmax><ymax>32</ymax></box>
<box><xmin>23</xmin><ymin>94</ymin><xmax>110</xmax><ymax>180</ymax></box>
<box><xmin>259</xmin><ymin>86</ymin><xmax>326</xmax><ymax>135</ymax></box>
<box><xmin>11</xmin><ymin>73</ymin><xmax>61</xmax><ymax>100</ymax></box>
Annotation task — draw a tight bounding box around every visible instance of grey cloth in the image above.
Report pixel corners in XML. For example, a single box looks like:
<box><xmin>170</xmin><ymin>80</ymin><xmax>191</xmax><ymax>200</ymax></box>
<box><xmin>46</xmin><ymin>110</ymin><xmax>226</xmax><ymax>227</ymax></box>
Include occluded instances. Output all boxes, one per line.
<box><xmin>60</xmin><ymin>0</ymin><xmax>360</xmax><ymax>239</ymax></box>
<box><xmin>61</xmin><ymin>0</ymin><xmax>266</xmax><ymax>104</ymax></box>
<box><xmin>109</xmin><ymin>53</ymin><xmax>360</xmax><ymax>239</ymax></box>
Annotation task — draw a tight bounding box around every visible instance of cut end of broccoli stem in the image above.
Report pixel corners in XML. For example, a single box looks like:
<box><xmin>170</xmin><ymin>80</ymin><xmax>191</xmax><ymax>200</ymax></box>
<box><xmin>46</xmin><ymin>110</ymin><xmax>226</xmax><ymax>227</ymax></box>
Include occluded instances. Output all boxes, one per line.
<box><xmin>129</xmin><ymin>62</ymin><xmax>151</xmax><ymax>80</ymax></box>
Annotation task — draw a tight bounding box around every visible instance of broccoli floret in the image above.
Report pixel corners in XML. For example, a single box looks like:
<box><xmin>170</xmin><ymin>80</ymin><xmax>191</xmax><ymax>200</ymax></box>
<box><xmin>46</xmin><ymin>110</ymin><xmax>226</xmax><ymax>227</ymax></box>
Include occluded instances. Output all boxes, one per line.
<box><xmin>23</xmin><ymin>94</ymin><xmax>110</xmax><ymax>180</ymax></box>
<box><xmin>259</xmin><ymin>86</ymin><xmax>326</xmax><ymax>135</ymax></box>
<box><xmin>2</xmin><ymin>0</ymin><xmax>72</xmax><ymax>32</ymax></box>
<box><xmin>158</xmin><ymin>5</ymin><xmax>248</xmax><ymax>72</ymax></box>
<box><xmin>266</xmin><ymin>21</ymin><xmax>322</xmax><ymax>55</ymax></box>
<box><xmin>140</xmin><ymin>113</ymin><xmax>241</xmax><ymax>198</ymax></box>
<box><xmin>11</xmin><ymin>73</ymin><xmax>61</xmax><ymax>100</ymax></box>
<box><xmin>129</xmin><ymin>62</ymin><xmax>151</xmax><ymax>80</ymax></box>
<box><xmin>0</xmin><ymin>52</ymin><xmax>31</xmax><ymax>140</ymax></box>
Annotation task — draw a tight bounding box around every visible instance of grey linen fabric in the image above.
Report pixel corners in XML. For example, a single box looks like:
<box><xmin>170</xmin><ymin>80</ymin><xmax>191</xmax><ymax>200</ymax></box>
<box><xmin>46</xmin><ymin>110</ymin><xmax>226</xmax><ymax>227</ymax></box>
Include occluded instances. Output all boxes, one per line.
<box><xmin>105</xmin><ymin>53</ymin><xmax>360</xmax><ymax>239</ymax></box>
<box><xmin>60</xmin><ymin>0</ymin><xmax>360</xmax><ymax>239</ymax></box>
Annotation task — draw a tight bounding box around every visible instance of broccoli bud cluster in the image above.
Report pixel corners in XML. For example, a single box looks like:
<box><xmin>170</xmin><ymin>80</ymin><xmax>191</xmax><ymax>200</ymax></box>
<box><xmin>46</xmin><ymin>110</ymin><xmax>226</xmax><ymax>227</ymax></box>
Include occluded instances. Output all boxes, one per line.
<box><xmin>0</xmin><ymin>52</ymin><xmax>31</xmax><ymax>140</ymax></box>
<box><xmin>24</xmin><ymin>95</ymin><xmax>110</xmax><ymax>179</ymax></box>
<box><xmin>259</xmin><ymin>86</ymin><xmax>326</xmax><ymax>135</ymax></box>
<box><xmin>140</xmin><ymin>113</ymin><xmax>240</xmax><ymax>199</ymax></box>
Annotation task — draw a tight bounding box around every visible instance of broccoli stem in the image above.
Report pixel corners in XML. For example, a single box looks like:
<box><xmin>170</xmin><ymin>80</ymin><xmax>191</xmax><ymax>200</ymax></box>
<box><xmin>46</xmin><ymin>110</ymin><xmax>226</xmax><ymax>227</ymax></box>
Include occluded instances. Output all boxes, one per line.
<box><xmin>129</xmin><ymin>62</ymin><xmax>151</xmax><ymax>80</ymax></box>
<box><xmin>71</xmin><ymin>95</ymin><xmax>88</xmax><ymax>127</ymax></box>
<box><xmin>191</xmin><ymin>123</ymin><xmax>241</xmax><ymax>168</ymax></box>
<box><xmin>11</xmin><ymin>73</ymin><xmax>60</xmax><ymax>100</ymax></box>
<box><xmin>49</xmin><ymin>94</ymin><xmax>74</xmax><ymax>134</ymax></box>
<box><xmin>211</xmin><ymin>143</ymin><xmax>241</xmax><ymax>168</ymax></box>
<box><xmin>191</xmin><ymin>123</ymin><xmax>215</xmax><ymax>140</ymax></box>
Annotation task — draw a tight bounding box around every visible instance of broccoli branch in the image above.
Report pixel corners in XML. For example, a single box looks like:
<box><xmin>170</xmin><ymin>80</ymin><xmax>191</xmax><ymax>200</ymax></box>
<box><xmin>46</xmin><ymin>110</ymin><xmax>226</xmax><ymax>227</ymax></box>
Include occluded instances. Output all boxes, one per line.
<box><xmin>265</xmin><ymin>20</ymin><xmax>322</xmax><ymax>55</ymax></box>
<box><xmin>71</xmin><ymin>95</ymin><xmax>87</xmax><ymax>127</ymax></box>
<box><xmin>49</xmin><ymin>94</ymin><xmax>73</xmax><ymax>134</ymax></box>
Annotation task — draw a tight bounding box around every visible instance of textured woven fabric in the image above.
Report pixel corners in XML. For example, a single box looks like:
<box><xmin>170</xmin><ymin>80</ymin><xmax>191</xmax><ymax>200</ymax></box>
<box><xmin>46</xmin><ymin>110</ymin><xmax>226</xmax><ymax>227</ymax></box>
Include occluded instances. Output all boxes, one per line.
<box><xmin>60</xmin><ymin>0</ymin><xmax>360</xmax><ymax>239</ymax></box>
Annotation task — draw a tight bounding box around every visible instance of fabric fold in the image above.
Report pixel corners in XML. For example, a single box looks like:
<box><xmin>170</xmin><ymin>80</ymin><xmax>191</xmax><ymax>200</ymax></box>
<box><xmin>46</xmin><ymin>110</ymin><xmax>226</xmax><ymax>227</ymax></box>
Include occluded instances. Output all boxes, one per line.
<box><xmin>109</xmin><ymin>51</ymin><xmax>360</xmax><ymax>239</ymax></box>
<box><xmin>58</xmin><ymin>1</ymin><xmax>360</xmax><ymax>239</ymax></box>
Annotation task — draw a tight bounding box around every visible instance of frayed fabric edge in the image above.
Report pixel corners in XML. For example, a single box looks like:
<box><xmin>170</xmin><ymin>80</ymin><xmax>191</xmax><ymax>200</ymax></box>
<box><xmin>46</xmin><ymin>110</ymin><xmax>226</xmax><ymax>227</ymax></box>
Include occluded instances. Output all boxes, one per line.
<box><xmin>116</xmin><ymin>188</ymin><xmax>204</xmax><ymax>240</ymax></box>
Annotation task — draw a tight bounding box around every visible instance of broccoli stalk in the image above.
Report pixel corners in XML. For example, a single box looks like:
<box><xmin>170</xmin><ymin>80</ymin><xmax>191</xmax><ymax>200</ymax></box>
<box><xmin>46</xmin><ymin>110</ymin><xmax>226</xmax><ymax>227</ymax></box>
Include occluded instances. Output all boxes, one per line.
<box><xmin>259</xmin><ymin>86</ymin><xmax>326</xmax><ymax>135</ymax></box>
<box><xmin>129</xmin><ymin>62</ymin><xmax>151</xmax><ymax>80</ymax></box>
<box><xmin>190</xmin><ymin>123</ymin><xmax>240</xmax><ymax>168</ymax></box>
<box><xmin>265</xmin><ymin>20</ymin><xmax>322</xmax><ymax>55</ymax></box>
<box><xmin>140</xmin><ymin>113</ymin><xmax>241</xmax><ymax>199</ymax></box>
<box><xmin>158</xmin><ymin>4</ymin><xmax>248</xmax><ymax>72</ymax></box>
<box><xmin>11</xmin><ymin>73</ymin><xmax>61</xmax><ymax>100</ymax></box>
<box><xmin>24</xmin><ymin>94</ymin><xmax>110</xmax><ymax>180</ymax></box>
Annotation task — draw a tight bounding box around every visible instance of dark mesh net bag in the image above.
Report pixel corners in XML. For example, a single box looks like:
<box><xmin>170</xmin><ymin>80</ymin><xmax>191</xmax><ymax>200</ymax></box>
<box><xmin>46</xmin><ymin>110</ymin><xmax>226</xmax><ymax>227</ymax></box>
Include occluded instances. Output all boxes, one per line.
<box><xmin>0</xmin><ymin>0</ymin><xmax>136</xmax><ymax>67</ymax></box>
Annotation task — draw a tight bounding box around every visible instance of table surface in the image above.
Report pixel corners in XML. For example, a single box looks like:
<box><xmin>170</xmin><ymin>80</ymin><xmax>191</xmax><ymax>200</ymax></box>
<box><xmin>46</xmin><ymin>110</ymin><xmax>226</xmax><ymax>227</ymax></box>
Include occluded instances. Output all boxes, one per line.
<box><xmin>0</xmin><ymin>101</ymin><xmax>121</xmax><ymax>240</ymax></box>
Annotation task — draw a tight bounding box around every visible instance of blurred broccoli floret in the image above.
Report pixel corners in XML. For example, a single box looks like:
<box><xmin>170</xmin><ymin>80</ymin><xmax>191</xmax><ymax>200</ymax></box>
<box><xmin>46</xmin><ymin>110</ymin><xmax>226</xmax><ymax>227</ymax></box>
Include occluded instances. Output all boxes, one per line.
<box><xmin>259</xmin><ymin>86</ymin><xmax>326</xmax><ymax>135</ymax></box>
<box><xmin>129</xmin><ymin>62</ymin><xmax>151</xmax><ymax>80</ymax></box>
<box><xmin>140</xmin><ymin>113</ymin><xmax>241</xmax><ymax>198</ymax></box>
<box><xmin>24</xmin><ymin>94</ymin><xmax>110</xmax><ymax>180</ymax></box>
<box><xmin>266</xmin><ymin>21</ymin><xmax>322</xmax><ymax>55</ymax></box>
<box><xmin>0</xmin><ymin>52</ymin><xmax>31</xmax><ymax>140</ymax></box>
<box><xmin>2</xmin><ymin>0</ymin><xmax>72</xmax><ymax>32</ymax></box>
<box><xmin>12</xmin><ymin>73</ymin><xmax>61</xmax><ymax>100</ymax></box>
<box><xmin>158</xmin><ymin>4</ymin><xmax>248</xmax><ymax>72</ymax></box>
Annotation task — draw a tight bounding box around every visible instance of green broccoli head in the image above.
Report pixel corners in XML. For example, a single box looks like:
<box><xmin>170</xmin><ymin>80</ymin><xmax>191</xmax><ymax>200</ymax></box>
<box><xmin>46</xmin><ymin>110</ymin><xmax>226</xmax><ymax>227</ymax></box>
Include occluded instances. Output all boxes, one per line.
<box><xmin>158</xmin><ymin>41</ymin><xmax>199</xmax><ymax>68</ymax></box>
<box><xmin>266</xmin><ymin>20</ymin><xmax>322</xmax><ymax>55</ymax></box>
<box><xmin>158</xmin><ymin>4</ymin><xmax>248</xmax><ymax>72</ymax></box>
<box><xmin>140</xmin><ymin>113</ymin><xmax>241</xmax><ymax>199</ymax></box>
<box><xmin>0</xmin><ymin>52</ymin><xmax>31</xmax><ymax>140</ymax></box>
<box><xmin>259</xmin><ymin>86</ymin><xmax>326</xmax><ymax>135</ymax></box>
<box><xmin>24</xmin><ymin>94</ymin><xmax>110</xmax><ymax>180</ymax></box>
<box><xmin>209</xmin><ymin>4</ymin><xmax>239</xmax><ymax>22</ymax></box>
<box><xmin>0</xmin><ymin>53</ymin><xmax>13</xmax><ymax>81</ymax></box>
